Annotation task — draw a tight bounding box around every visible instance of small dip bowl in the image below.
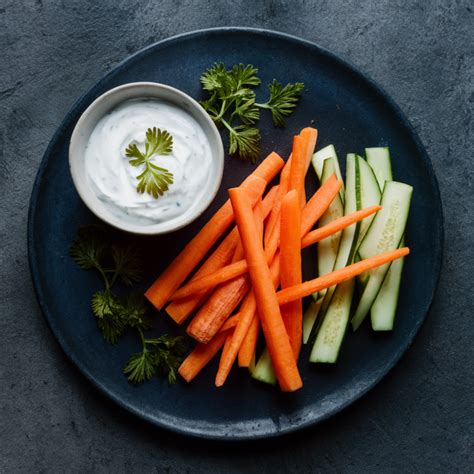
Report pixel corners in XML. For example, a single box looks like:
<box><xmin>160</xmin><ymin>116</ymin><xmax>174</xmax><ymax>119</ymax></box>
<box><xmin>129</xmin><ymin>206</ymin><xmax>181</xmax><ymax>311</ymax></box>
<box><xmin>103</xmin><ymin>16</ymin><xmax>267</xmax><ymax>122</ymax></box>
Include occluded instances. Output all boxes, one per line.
<box><xmin>69</xmin><ymin>82</ymin><xmax>224</xmax><ymax>235</ymax></box>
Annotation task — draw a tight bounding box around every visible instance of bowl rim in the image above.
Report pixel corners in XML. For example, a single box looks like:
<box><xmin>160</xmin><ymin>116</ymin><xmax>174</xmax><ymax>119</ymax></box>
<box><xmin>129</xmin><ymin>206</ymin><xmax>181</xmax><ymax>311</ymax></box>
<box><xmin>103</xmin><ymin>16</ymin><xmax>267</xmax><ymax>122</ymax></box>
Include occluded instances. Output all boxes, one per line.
<box><xmin>68</xmin><ymin>81</ymin><xmax>224</xmax><ymax>235</ymax></box>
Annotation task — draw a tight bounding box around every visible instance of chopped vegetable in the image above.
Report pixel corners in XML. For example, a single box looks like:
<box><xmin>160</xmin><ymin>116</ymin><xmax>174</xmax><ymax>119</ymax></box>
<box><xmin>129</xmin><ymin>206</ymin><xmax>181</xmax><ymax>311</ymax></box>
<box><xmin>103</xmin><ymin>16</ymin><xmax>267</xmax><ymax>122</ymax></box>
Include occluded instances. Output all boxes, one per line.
<box><xmin>280</xmin><ymin>189</ymin><xmax>303</xmax><ymax>358</ymax></box>
<box><xmin>229</xmin><ymin>187</ymin><xmax>302</xmax><ymax>392</ymax></box>
<box><xmin>276</xmin><ymin>247</ymin><xmax>410</xmax><ymax>305</ymax></box>
<box><xmin>145</xmin><ymin>151</ymin><xmax>283</xmax><ymax>310</ymax></box>
<box><xmin>178</xmin><ymin>331</ymin><xmax>229</xmax><ymax>383</ymax></box>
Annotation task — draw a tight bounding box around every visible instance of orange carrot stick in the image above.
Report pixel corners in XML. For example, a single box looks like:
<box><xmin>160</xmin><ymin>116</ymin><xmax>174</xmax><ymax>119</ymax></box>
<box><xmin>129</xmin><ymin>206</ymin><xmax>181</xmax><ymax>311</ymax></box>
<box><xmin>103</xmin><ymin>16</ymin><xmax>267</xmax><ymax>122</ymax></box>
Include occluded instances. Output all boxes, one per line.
<box><xmin>301</xmin><ymin>205</ymin><xmax>382</xmax><ymax>249</ymax></box>
<box><xmin>264</xmin><ymin>157</ymin><xmax>292</xmax><ymax>252</ymax></box>
<box><xmin>300</xmin><ymin>173</ymin><xmax>341</xmax><ymax>235</ymax></box>
<box><xmin>228</xmin><ymin>187</ymin><xmax>302</xmax><ymax>392</ymax></box>
<box><xmin>279</xmin><ymin>190</ymin><xmax>302</xmax><ymax>358</ymax></box>
<box><xmin>216</xmin><ymin>243</ymin><xmax>281</xmax><ymax>386</ymax></box>
<box><xmin>187</xmin><ymin>276</ymin><xmax>250</xmax><ymax>343</ymax></box>
<box><xmin>145</xmin><ymin>152</ymin><xmax>284</xmax><ymax>310</ymax></box>
<box><xmin>238</xmin><ymin>312</ymin><xmax>259</xmax><ymax>368</ymax></box>
<box><xmin>289</xmin><ymin>135</ymin><xmax>306</xmax><ymax>205</ymax></box>
<box><xmin>165</xmin><ymin>228</ymin><xmax>239</xmax><ymax>324</ymax></box>
<box><xmin>276</xmin><ymin>247</ymin><xmax>410</xmax><ymax>305</ymax></box>
<box><xmin>216</xmin><ymin>291</ymin><xmax>257</xmax><ymax>386</ymax></box>
<box><xmin>300</xmin><ymin>127</ymin><xmax>318</xmax><ymax>172</ymax></box>
<box><xmin>167</xmin><ymin>185</ymin><xmax>278</xmax><ymax>320</ymax></box>
<box><xmin>172</xmin><ymin>175</ymin><xmax>342</xmax><ymax>299</ymax></box>
<box><xmin>186</xmin><ymin>200</ymin><xmax>264</xmax><ymax>343</ymax></box>
<box><xmin>178</xmin><ymin>330</ymin><xmax>229</xmax><ymax>383</ymax></box>
<box><xmin>219</xmin><ymin>313</ymin><xmax>240</xmax><ymax>332</ymax></box>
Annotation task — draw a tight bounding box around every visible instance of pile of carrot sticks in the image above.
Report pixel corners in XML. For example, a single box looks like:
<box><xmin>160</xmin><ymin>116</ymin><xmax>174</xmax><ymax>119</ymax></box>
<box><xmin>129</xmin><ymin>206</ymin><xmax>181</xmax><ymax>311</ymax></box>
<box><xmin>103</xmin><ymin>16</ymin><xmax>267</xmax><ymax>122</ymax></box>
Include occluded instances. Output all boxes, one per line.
<box><xmin>145</xmin><ymin>128</ymin><xmax>409</xmax><ymax>392</ymax></box>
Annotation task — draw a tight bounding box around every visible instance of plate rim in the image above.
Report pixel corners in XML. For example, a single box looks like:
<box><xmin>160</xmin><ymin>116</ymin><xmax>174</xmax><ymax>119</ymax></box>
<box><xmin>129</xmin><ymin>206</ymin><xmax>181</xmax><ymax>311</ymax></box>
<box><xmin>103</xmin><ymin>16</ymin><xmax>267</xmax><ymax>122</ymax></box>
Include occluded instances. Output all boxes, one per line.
<box><xmin>27</xmin><ymin>26</ymin><xmax>444</xmax><ymax>441</ymax></box>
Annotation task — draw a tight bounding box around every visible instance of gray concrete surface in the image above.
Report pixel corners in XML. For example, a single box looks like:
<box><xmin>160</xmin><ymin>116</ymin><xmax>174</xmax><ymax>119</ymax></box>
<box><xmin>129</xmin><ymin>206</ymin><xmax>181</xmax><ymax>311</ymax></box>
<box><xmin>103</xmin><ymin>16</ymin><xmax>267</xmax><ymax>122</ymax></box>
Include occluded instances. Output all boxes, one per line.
<box><xmin>1</xmin><ymin>1</ymin><xmax>473</xmax><ymax>472</ymax></box>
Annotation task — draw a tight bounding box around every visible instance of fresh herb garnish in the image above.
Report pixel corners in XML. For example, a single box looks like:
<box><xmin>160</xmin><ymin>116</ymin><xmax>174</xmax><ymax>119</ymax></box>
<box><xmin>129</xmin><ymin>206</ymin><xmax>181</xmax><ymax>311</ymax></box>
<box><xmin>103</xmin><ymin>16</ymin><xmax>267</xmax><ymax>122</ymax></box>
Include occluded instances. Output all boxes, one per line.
<box><xmin>125</xmin><ymin>127</ymin><xmax>174</xmax><ymax>199</ymax></box>
<box><xmin>70</xmin><ymin>226</ymin><xmax>185</xmax><ymax>384</ymax></box>
<box><xmin>200</xmin><ymin>63</ymin><xmax>304</xmax><ymax>162</ymax></box>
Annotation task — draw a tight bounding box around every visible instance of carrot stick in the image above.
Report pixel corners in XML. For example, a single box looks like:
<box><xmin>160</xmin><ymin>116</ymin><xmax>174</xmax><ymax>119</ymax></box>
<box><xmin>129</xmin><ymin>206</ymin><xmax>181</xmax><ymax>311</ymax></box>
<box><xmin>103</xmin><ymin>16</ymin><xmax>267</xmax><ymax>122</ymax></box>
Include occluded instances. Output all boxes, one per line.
<box><xmin>165</xmin><ymin>228</ymin><xmax>239</xmax><ymax>324</ymax></box>
<box><xmin>300</xmin><ymin>173</ymin><xmax>341</xmax><ymax>236</ymax></box>
<box><xmin>145</xmin><ymin>152</ymin><xmax>284</xmax><ymax>310</ymax></box>
<box><xmin>216</xmin><ymin>291</ymin><xmax>257</xmax><ymax>386</ymax></box>
<box><xmin>289</xmin><ymin>135</ymin><xmax>306</xmax><ymax>206</ymax></box>
<box><xmin>300</xmin><ymin>127</ymin><xmax>318</xmax><ymax>172</ymax></box>
<box><xmin>301</xmin><ymin>205</ymin><xmax>382</xmax><ymax>249</ymax></box>
<box><xmin>172</xmin><ymin>175</ymin><xmax>342</xmax><ymax>299</ymax></box>
<box><xmin>187</xmin><ymin>276</ymin><xmax>250</xmax><ymax>343</ymax></box>
<box><xmin>229</xmin><ymin>187</ymin><xmax>302</xmax><ymax>392</ymax></box>
<box><xmin>216</xmin><ymin>248</ymin><xmax>281</xmax><ymax>386</ymax></box>
<box><xmin>178</xmin><ymin>330</ymin><xmax>229</xmax><ymax>383</ymax></box>
<box><xmin>276</xmin><ymin>247</ymin><xmax>410</xmax><ymax>305</ymax></box>
<box><xmin>238</xmin><ymin>312</ymin><xmax>259</xmax><ymax>367</ymax></box>
<box><xmin>279</xmin><ymin>190</ymin><xmax>302</xmax><ymax>358</ymax></box>
<box><xmin>264</xmin><ymin>157</ymin><xmax>292</xmax><ymax>251</ymax></box>
<box><xmin>219</xmin><ymin>313</ymin><xmax>240</xmax><ymax>332</ymax></box>
<box><xmin>167</xmin><ymin>186</ymin><xmax>277</xmax><ymax>317</ymax></box>
<box><xmin>186</xmin><ymin>200</ymin><xmax>265</xmax><ymax>343</ymax></box>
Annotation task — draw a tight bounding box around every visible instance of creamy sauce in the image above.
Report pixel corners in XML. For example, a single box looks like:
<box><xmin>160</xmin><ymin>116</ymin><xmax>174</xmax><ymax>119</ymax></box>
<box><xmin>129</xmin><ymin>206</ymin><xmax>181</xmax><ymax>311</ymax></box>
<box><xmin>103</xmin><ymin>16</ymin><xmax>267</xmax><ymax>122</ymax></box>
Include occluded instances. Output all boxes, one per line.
<box><xmin>84</xmin><ymin>99</ymin><xmax>212</xmax><ymax>225</ymax></box>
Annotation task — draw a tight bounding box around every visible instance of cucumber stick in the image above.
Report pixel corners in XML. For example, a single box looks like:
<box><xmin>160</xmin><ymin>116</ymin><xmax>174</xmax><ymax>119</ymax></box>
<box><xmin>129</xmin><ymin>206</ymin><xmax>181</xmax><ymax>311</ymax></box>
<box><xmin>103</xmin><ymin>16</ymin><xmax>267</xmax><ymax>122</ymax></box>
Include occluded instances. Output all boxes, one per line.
<box><xmin>351</xmin><ymin>181</ymin><xmax>413</xmax><ymax>331</ymax></box>
<box><xmin>319</xmin><ymin>154</ymin><xmax>361</xmax><ymax>316</ymax></box>
<box><xmin>303</xmin><ymin>154</ymin><xmax>345</xmax><ymax>339</ymax></box>
<box><xmin>356</xmin><ymin>158</ymin><xmax>382</xmax><ymax>286</ymax></box>
<box><xmin>366</xmin><ymin>147</ymin><xmax>403</xmax><ymax>331</ymax></box>
<box><xmin>357</xmin><ymin>158</ymin><xmax>382</xmax><ymax>245</ymax></box>
<box><xmin>310</xmin><ymin>154</ymin><xmax>361</xmax><ymax>363</ymax></box>
<box><xmin>251</xmin><ymin>347</ymin><xmax>276</xmax><ymax>385</ymax></box>
<box><xmin>312</xmin><ymin>145</ymin><xmax>345</xmax><ymax>202</ymax></box>
<box><xmin>303</xmin><ymin>299</ymin><xmax>322</xmax><ymax>344</ymax></box>
<box><xmin>317</xmin><ymin>158</ymin><xmax>345</xmax><ymax>284</ymax></box>
<box><xmin>365</xmin><ymin>147</ymin><xmax>393</xmax><ymax>187</ymax></box>
<box><xmin>371</xmin><ymin>238</ymin><xmax>405</xmax><ymax>330</ymax></box>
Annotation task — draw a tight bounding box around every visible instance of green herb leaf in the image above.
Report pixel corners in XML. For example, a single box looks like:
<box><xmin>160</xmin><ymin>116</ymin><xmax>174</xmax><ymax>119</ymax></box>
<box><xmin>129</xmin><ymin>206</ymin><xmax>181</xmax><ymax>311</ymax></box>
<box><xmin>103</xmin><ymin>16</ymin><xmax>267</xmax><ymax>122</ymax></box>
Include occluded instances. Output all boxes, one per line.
<box><xmin>200</xmin><ymin>63</ymin><xmax>304</xmax><ymax>162</ymax></box>
<box><xmin>111</xmin><ymin>245</ymin><xmax>142</xmax><ymax>286</ymax></box>
<box><xmin>69</xmin><ymin>226</ymin><xmax>107</xmax><ymax>270</ymax></box>
<box><xmin>123</xmin><ymin>349</ymin><xmax>157</xmax><ymax>384</ymax></box>
<box><xmin>91</xmin><ymin>290</ymin><xmax>125</xmax><ymax>343</ymax></box>
<box><xmin>124</xmin><ymin>335</ymin><xmax>186</xmax><ymax>384</ymax></box>
<box><xmin>228</xmin><ymin>125</ymin><xmax>261</xmax><ymax>163</ymax></box>
<box><xmin>260</xmin><ymin>80</ymin><xmax>305</xmax><ymax>127</ymax></box>
<box><xmin>119</xmin><ymin>293</ymin><xmax>152</xmax><ymax>331</ymax></box>
<box><xmin>125</xmin><ymin>127</ymin><xmax>174</xmax><ymax>199</ymax></box>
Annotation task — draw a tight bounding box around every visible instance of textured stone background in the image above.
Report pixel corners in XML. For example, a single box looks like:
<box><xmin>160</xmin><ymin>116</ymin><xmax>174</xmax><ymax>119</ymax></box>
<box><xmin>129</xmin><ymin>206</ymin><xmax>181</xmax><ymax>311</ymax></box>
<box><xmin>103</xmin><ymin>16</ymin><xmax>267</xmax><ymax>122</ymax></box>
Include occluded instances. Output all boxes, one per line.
<box><xmin>1</xmin><ymin>1</ymin><xmax>473</xmax><ymax>472</ymax></box>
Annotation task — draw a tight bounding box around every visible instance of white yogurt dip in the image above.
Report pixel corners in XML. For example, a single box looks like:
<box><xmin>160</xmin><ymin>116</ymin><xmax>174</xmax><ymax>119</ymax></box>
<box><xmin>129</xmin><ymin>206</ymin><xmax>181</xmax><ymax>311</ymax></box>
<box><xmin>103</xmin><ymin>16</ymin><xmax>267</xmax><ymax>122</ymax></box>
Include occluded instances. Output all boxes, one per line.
<box><xmin>84</xmin><ymin>98</ymin><xmax>213</xmax><ymax>225</ymax></box>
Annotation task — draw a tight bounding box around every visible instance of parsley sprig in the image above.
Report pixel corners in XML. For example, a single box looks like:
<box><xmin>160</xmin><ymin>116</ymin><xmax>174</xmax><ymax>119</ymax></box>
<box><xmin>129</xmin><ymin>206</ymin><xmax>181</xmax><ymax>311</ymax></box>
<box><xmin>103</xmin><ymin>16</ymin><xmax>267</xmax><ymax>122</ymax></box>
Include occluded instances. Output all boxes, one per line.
<box><xmin>70</xmin><ymin>226</ymin><xmax>185</xmax><ymax>384</ymax></box>
<box><xmin>200</xmin><ymin>63</ymin><xmax>304</xmax><ymax>162</ymax></box>
<box><xmin>125</xmin><ymin>127</ymin><xmax>174</xmax><ymax>199</ymax></box>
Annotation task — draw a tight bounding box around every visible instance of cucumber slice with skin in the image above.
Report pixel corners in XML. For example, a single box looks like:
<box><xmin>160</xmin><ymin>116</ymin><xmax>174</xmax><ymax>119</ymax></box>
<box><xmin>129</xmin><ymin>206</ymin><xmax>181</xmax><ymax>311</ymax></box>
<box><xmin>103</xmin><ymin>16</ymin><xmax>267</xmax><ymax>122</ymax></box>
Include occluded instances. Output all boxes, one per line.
<box><xmin>356</xmin><ymin>158</ymin><xmax>382</xmax><ymax>286</ymax></box>
<box><xmin>365</xmin><ymin>147</ymin><xmax>393</xmax><ymax>188</ymax></box>
<box><xmin>357</xmin><ymin>158</ymin><xmax>382</xmax><ymax>245</ymax></box>
<box><xmin>310</xmin><ymin>279</ymin><xmax>355</xmax><ymax>363</ymax></box>
<box><xmin>371</xmin><ymin>238</ymin><xmax>405</xmax><ymax>331</ymax></box>
<box><xmin>303</xmin><ymin>298</ymin><xmax>323</xmax><ymax>344</ymax></box>
<box><xmin>366</xmin><ymin>149</ymin><xmax>404</xmax><ymax>330</ymax></box>
<box><xmin>312</xmin><ymin>145</ymin><xmax>345</xmax><ymax>202</ymax></box>
<box><xmin>303</xmin><ymin>154</ymin><xmax>345</xmax><ymax>339</ymax></box>
<box><xmin>251</xmin><ymin>347</ymin><xmax>276</xmax><ymax>385</ymax></box>
<box><xmin>351</xmin><ymin>181</ymin><xmax>413</xmax><ymax>331</ymax></box>
<box><xmin>309</xmin><ymin>154</ymin><xmax>362</xmax><ymax>363</ymax></box>
<box><xmin>316</xmin><ymin>158</ymin><xmax>344</xmax><ymax>293</ymax></box>
<box><xmin>319</xmin><ymin>154</ymin><xmax>361</xmax><ymax>317</ymax></box>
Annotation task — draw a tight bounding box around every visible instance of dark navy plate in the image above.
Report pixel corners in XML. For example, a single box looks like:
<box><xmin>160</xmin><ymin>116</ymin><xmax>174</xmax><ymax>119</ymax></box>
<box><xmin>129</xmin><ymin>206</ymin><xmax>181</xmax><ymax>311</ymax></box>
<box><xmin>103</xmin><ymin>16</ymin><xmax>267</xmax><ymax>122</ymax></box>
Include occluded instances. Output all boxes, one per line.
<box><xmin>28</xmin><ymin>28</ymin><xmax>443</xmax><ymax>440</ymax></box>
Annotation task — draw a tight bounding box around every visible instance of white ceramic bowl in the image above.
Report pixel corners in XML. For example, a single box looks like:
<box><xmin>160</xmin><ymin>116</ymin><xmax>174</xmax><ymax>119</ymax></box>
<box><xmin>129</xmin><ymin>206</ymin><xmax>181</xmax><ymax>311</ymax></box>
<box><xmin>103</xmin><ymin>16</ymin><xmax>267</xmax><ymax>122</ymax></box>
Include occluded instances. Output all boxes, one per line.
<box><xmin>69</xmin><ymin>82</ymin><xmax>224</xmax><ymax>235</ymax></box>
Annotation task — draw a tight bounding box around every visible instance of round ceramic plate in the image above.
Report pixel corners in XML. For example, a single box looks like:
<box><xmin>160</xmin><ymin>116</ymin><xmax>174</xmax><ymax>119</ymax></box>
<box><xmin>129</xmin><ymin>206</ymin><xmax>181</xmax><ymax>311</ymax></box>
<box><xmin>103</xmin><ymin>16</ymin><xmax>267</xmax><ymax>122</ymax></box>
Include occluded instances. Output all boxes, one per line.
<box><xmin>28</xmin><ymin>28</ymin><xmax>443</xmax><ymax>440</ymax></box>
